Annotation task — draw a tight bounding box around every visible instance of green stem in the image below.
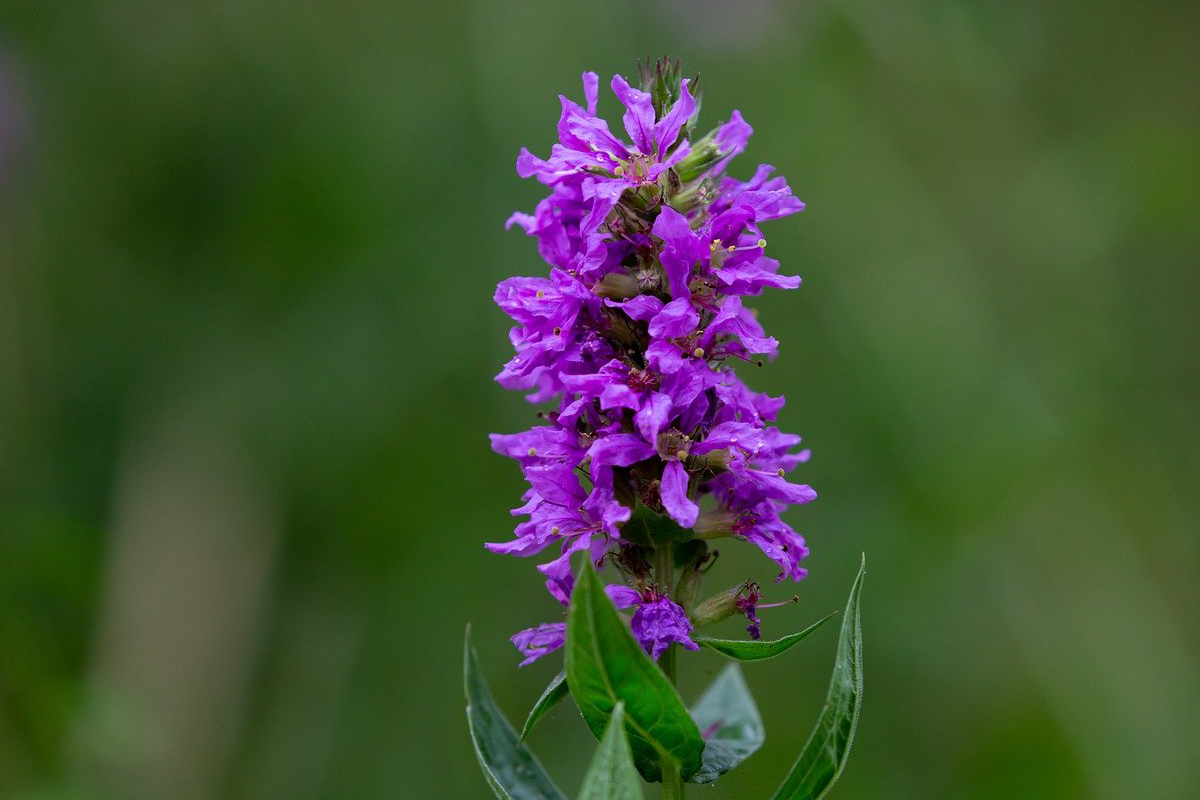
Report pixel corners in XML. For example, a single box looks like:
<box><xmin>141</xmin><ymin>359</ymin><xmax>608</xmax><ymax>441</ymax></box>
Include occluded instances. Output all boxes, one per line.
<box><xmin>654</xmin><ymin>544</ymin><xmax>679</xmax><ymax>684</ymax></box>
<box><xmin>663</xmin><ymin>765</ymin><xmax>684</xmax><ymax>800</ymax></box>
<box><xmin>654</xmin><ymin>543</ymin><xmax>675</xmax><ymax>594</ymax></box>
<box><xmin>654</xmin><ymin>543</ymin><xmax>684</xmax><ymax>798</ymax></box>
<box><xmin>661</xmin><ymin>642</ymin><xmax>677</xmax><ymax>685</ymax></box>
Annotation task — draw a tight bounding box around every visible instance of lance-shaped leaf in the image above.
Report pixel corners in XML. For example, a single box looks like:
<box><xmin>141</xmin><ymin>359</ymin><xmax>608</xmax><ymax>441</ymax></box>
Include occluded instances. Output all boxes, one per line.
<box><xmin>768</xmin><ymin>554</ymin><xmax>866</xmax><ymax>800</ymax></box>
<box><xmin>519</xmin><ymin>670</ymin><xmax>569</xmax><ymax>743</ymax></box>
<box><xmin>463</xmin><ymin>628</ymin><xmax>568</xmax><ymax>800</ymax></box>
<box><xmin>577</xmin><ymin>702</ymin><xmax>644</xmax><ymax>800</ymax></box>
<box><xmin>687</xmin><ymin>664</ymin><xmax>764</xmax><ymax>784</ymax></box>
<box><xmin>696</xmin><ymin>612</ymin><xmax>836</xmax><ymax>661</ymax></box>
<box><xmin>565</xmin><ymin>560</ymin><xmax>705</xmax><ymax>783</ymax></box>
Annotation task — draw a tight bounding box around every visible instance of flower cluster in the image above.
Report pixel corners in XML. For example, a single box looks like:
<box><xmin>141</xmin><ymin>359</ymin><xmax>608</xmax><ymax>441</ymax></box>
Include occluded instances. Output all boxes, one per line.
<box><xmin>490</xmin><ymin>60</ymin><xmax>814</xmax><ymax>665</ymax></box>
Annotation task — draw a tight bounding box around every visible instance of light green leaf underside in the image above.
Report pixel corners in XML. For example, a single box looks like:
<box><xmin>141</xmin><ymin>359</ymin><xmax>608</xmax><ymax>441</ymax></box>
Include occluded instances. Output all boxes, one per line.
<box><xmin>687</xmin><ymin>663</ymin><xmax>765</xmax><ymax>784</ymax></box>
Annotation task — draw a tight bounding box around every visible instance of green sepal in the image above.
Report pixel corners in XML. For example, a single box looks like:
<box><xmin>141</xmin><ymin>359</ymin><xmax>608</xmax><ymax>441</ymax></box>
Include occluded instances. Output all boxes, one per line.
<box><xmin>463</xmin><ymin>627</ymin><xmax>568</xmax><ymax>800</ymax></box>
<box><xmin>768</xmin><ymin>555</ymin><xmax>866</xmax><ymax>800</ymax></box>
<box><xmin>565</xmin><ymin>557</ymin><xmax>705</xmax><ymax>782</ymax></box>
<box><xmin>687</xmin><ymin>664</ymin><xmax>764</xmax><ymax>784</ymax></box>
<box><xmin>696</xmin><ymin>611</ymin><xmax>837</xmax><ymax>661</ymax></box>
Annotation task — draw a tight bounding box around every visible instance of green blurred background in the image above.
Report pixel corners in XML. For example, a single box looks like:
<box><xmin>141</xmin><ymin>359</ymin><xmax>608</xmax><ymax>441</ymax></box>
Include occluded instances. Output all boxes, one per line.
<box><xmin>2</xmin><ymin>1</ymin><xmax>1198</xmax><ymax>798</ymax></box>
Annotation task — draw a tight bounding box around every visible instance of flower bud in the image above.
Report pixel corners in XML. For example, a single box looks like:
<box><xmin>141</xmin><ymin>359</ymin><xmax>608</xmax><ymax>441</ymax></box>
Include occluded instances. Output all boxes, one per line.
<box><xmin>638</xmin><ymin>55</ymin><xmax>682</xmax><ymax>120</ymax></box>
<box><xmin>672</xmin><ymin>541</ymin><xmax>710</xmax><ymax>610</ymax></box>
<box><xmin>693</xmin><ymin>510</ymin><xmax>735</xmax><ymax>539</ymax></box>
<box><xmin>689</xmin><ymin>579</ymin><xmax>754</xmax><ymax>629</ymax></box>
<box><xmin>593</xmin><ymin>272</ymin><xmax>639</xmax><ymax>299</ymax></box>
<box><xmin>674</xmin><ymin>135</ymin><xmax>721</xmax><ymax>183</ymax></box>
<box><xmin>693</xmin><ymin>448</ymin><xmax>730</xmax><ymax>471</ymax></box>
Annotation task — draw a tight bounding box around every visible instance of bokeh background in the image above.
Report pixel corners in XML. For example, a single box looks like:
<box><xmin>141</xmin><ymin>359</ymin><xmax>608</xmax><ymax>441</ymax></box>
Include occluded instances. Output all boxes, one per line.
<box><xmin>2</xmin><ymin>1</ymin><xmax>1198</xmax><ymax>798</ymax></box>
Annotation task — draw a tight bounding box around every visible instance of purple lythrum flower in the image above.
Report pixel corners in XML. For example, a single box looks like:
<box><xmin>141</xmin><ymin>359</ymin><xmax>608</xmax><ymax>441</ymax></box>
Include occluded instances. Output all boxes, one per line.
<box><xmin>492</xmin><ymin>58</ymin><xmax>814</xmax><ymax>664</ymax></box>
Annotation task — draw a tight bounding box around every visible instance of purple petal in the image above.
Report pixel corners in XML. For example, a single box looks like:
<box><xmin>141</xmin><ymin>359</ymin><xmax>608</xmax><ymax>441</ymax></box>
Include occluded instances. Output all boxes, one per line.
<box><xmin>511</xmin><ymin>623</ymin><xmax>566</xmax><ymax>667</ymax></box>
<box><xmin>611</xmin><ymin>74</ymin><xmax>655</xmax><ymax>154</ymax></box>
<box><xmin>630</xmin><ymin>596</ymin><xmax>699</xmax><ymax>660</ymax></box>
<box><xmin>660</xmin><ymin>460</ymin><xmax>699</xmax><ymax>528</ymax></box>
<box><xmin>653</xmin><ymin>206</ymin><xmax>704</xmax><ymax>299</ymax></box>
<box><xmin>715</xmin><ymin>110</ymin><xmax>753</xmax><ymax>158</ymax></box>
<box><xmin>648</xmin><ymin>298</ymin><xmax>700</xmax><ymax>339</ymax></box>
<box><xmin>587</xmin><ymin>434</ymin><xmax>656</xmax><ymax>482</ymax></box>
<box><xmin>646</xmin><ymin>339</ymin><xmax>685</xmax><ymax>374</ymax></box>
<box><xmin>606</xmin><ymin>585</ymin><xmax>640</xmax><ymax>609</ymax></box>
<box><xmin>610</xmin><ymin>294</ymin><xmax>664</xmax><ymax>321</ymax></box>
<box><xmin>634</xmin><ymin>391</ymin><xmax>673</xmax><ymax>443</ymax></box>
<box><xmin>582</xmin><ymin>71</ymin><xmax>599</xmax><ymax>115</ymax></box>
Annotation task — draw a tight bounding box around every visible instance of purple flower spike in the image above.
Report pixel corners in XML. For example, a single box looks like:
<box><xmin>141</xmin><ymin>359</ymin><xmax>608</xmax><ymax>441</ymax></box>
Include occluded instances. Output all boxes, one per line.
<box><xmin>493</xmin><ymin>60</ymin><xmax>816</xmax><ymax>664</ymax></box>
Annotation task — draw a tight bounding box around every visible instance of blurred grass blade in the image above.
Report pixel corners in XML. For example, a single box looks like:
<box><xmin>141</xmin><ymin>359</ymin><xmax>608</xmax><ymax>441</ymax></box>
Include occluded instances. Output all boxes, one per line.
<box><xmin>565</xmin><ymin>559</ymin><xmax>705</xmax><ymax>783</ymax></box>
<box><xmin>696</xmin><ymin>611</ymin><xmax>837</xmax><ymax>661</ymax></box>
<box><xmin>519</xmin><ymin>670</ymin><xmax>569</xmax><ymax>743</ymax></box>
<box><xmin>463</xmin><ymin>627</ymin><xmax>568</xmax><ymax>800</ymax></box>
<box><xmin>577</xmin><ymin>702</ymin><xmax>644</xmax><ymax>800</ymax></box>
<box><xmin>769</xmin><ymin>555</ymin><xmax>865</xmax><ymax>800</ymax></box>
<box><xmin>687</xmin><ymin>664</ymin><xmax>764</xmax><ymax>784</ymax></box>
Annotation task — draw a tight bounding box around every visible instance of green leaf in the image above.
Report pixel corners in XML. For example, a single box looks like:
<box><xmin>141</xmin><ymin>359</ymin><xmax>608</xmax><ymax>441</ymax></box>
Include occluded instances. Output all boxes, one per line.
<box><xmin>768</xmin><ymin>554</ymin><xmax>866</xmax><ymax>800</ymax></box>
<box><xmin>519</xmin><ymin>670</ymin><xmax>569</xmax><ymax>743</ymax></box>
<box><xmin>463</xmin><ymin>628</ymin><xmax>568</xmax><ymax>800</ymax></box>
<box><xmin>577</xmin><ymin>702</ymin><xmax>644</xmax><ymax>800</ymax></box>
<box><xmin>696</xmin><ymin>611</ymin><xmax>837</xmax><ymax>661</ymax></box>
<box><xmin>687</xmin><ymin>664</ymin><xmax>764</xmax><ymax>784</ymax></box>
<box><xmin>621</xmin><ymin>502</ymin><xmax>692</xmax><ymax>547</ymax></box>
<box><xmin>565</xmin><ymin>559</ymin><xmax>705</xmax><ymax>783</ymax></box>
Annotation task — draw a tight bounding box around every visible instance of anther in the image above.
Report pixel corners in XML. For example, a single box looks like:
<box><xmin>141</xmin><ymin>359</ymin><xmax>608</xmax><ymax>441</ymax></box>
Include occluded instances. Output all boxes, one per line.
<box><xmin>757</xmin><ymin>238</ymin><xmax>767</xmax><ymax>248</ymax></box>
<box><xmin>527</xmin><ymin>447</ymin><xmax>537</xmax><ymax>457</ymax></box>
<box><xmin>550</xmin><ymin>526</ymin><xmax>561</xmax><ymax>535</ymax></box>
<box><xmin>553</xmin><ymin>326</ymin><xmax>562</xmax><ymax>335</ymax></box>
<box><xmin>692</xmin><ymin>347</ymin><xmax>705</xmax><ymax>358</ymax></box>
<box><xmin>776</xmin><ymin>468</ymin><xmax>785</xmax><ymax>477</ymax></box>
<box><xmin>536</xmin><ymin>290</ymin><xmax>545</xmax><ymax>298</ymax></box>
